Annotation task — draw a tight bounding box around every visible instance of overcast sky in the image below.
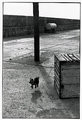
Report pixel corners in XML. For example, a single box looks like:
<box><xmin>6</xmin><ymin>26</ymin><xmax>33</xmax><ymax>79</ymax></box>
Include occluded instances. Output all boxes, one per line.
<box><xmin>3</xmin><ymin>3</ymin><xmax>80</xmax><ymax>19</ymax></box>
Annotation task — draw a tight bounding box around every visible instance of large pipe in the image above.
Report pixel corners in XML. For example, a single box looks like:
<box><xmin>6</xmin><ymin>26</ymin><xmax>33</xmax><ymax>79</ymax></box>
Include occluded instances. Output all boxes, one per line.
<box><xmin>45</xmin><ymin>23</ymin><xmax>57</xmax><ymax>33</ymax></box>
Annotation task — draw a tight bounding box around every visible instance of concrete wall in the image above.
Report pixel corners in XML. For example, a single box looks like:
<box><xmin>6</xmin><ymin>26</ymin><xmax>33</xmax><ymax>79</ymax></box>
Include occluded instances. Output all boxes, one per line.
<box><xmin>3</xmin><ymin>15</ymin><xmax>80</xmax><ymax>38</ymax></box>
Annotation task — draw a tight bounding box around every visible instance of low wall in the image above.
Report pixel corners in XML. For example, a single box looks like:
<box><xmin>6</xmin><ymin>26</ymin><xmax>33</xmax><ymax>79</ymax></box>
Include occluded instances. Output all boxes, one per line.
<box><xmin>3</xmin><ymin>15</ymin><xmax>80</xmax><ymax>38</ymax></box>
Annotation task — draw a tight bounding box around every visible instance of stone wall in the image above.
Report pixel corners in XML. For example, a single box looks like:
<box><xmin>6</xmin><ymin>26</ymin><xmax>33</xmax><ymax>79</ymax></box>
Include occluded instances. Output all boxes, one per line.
<box><xmin>3</xmin><ymin>15</ymin><xmax>80</xmax><ymax>38</ymax></box>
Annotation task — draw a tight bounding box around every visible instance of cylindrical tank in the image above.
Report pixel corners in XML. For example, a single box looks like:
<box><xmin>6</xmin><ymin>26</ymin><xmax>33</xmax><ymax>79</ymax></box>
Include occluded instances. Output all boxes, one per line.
<box><xmin>45</xmin><ymin>23</ymin><xmax>57</xmax><ymax>33</ymax></box>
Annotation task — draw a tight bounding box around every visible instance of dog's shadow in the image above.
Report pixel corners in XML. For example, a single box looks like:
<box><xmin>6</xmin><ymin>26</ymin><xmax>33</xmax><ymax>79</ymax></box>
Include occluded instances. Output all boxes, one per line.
<box><xmin>31</xmin><ymin>90</ymin><xmax>42</xmax><ymax>103</ymax></box>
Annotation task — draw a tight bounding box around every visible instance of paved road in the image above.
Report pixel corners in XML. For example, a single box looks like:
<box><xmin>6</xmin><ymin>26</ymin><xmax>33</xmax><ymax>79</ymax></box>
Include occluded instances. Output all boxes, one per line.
<box><xmin>3</xmin><ymin>29</ymin><xmax>80</xmax><ymax>118</ymax></box>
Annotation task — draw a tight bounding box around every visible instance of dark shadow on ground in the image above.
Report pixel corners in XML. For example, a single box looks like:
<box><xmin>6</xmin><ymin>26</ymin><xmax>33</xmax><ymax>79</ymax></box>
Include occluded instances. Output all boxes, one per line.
<box><xmin>6</xmin><ymin>51</ymin><xmax>54</xmax><ymax>65</ymax></box>
<box><xmin>31</xmin><ymin>90</ymin><xmax>42</xmax><ymax>103</ymax></box>
<box><xmin>37</xmin><ymin>65</ymin><xmax>58</xmax><ymax>100</ymax></box>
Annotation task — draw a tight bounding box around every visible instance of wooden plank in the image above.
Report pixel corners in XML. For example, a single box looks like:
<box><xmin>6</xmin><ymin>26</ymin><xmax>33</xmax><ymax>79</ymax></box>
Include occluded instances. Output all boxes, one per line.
<box><xmin>55</xmin><ymin>72</ymin><xmax>60</xmax><ymax>79</ymax></box>
<box><xmin>55</xmin><ymin>68</ymin><xmax>60</xmax><ymax>76</ymax></box>
<box><xmin>55</xmin><ymin>80</ymin><xmax>60</xmax><ymax>89</ymax></box>
<box><xmin>55</xmin><ymin>65</ymin><xmax>60</xmax><ymax>73</ymax></box>
<box><xmin>61</xmin><ymin>54</ymin><xmax>69</xmax><ymax>61</ymax></box>
<box><xmin>61</xmin><ymin>68</ymin><xmax>80</xmax><ymax>76</ymax></box>
<box><xmin>65</xmin><ymin>54</ymin><xmax>73</xmax><ymax>61</ymax></box>
<box><xmin>73</xmin><ymin>54</ymin><xmax>80</xmax><ymax>60</ymax></box>
<box><xmin>61</xmin><ymin>64</ymin><xmax>80</xmax><ymax>70</ymax></box>
<box><xmin>76</xmin><ymin>54</ymin><xmax>80</xmax><ymax>59</ymax></box>
<box><xmin>59</xmin><ymin>54</ymin><xmax>66</xmax><ymax>61</ymax></box>
<box><xmin>55</xmin><ymin>54</ymin><xmax>66</xmax><ymax>62</ymax></box>
<box><xmin>55</xmin><ymin>63</ymin><xmax>59</xmax><ymax>70</ymax></box>
<box><xmin>55</xmin><ymin>59</ymin><xmax>60</xmax><ymax>67</ymax></box>
<box><xmin>70</xmin><ymin>54</ymin><xmax>79</xmax><ymax>61</ymax></box>
<box><xmin>54</xmin><ymin>81</ymin><xmax>60</xmax><ymax>95</ymax></box>
<box><xmin>55</xmin><ymin>77</ymin><xmax>60</xmax><ymax>86</ymax></box>
<box><xmin>61</xmin><ymin>65</ymin><xmax>80</xmax><ymax>84</ymax></box>
<box><xmin>55</xmin><ymin>85</ymin><xmax>60</xmax><ymax>95</ymax></box>
<box><xmin>61</xmin><ymin>84</ymin><xmax>80</xmax><ymax>98</ymax></box>
<box><xmin>61</xmin><ymin>75</ymin><xmax>80</xmax><ymax>84</ymax></box>
<box><xmin>67</xmin><ymin>54</ymin><xmax>75</xmax><ymax>61</ymax></box>
<box><xmin>55</xmin><ymin>54</ymin><xmax>80</xmax><ymax>62</ymax></box>
<box><xmin>54</xmin><ymin>71</ymin><xmax>60</xmax><ymax>95</ymax></box>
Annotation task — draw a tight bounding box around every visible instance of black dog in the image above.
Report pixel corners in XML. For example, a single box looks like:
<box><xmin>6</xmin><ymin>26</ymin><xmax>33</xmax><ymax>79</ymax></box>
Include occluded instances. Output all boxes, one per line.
<box><xmin>29</xmin><ymin>77</ymin><xmax>39</xmax><ymax>89</ymax></box>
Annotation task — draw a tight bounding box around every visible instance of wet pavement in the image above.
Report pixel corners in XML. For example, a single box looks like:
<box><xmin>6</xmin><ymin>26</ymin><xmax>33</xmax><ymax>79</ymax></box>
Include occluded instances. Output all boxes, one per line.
<box><xmin>2</xmin><ymin>29</ymin><xmax>80</xmax><ymax>118</ymax></box>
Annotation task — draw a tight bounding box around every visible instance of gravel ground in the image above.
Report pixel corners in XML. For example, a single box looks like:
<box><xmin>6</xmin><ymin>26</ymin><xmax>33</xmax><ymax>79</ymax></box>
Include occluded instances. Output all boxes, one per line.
<box><xmin>2</xmin><ymin>29</ymin><xmax>80</xmax><ymax>118</ymax></box>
